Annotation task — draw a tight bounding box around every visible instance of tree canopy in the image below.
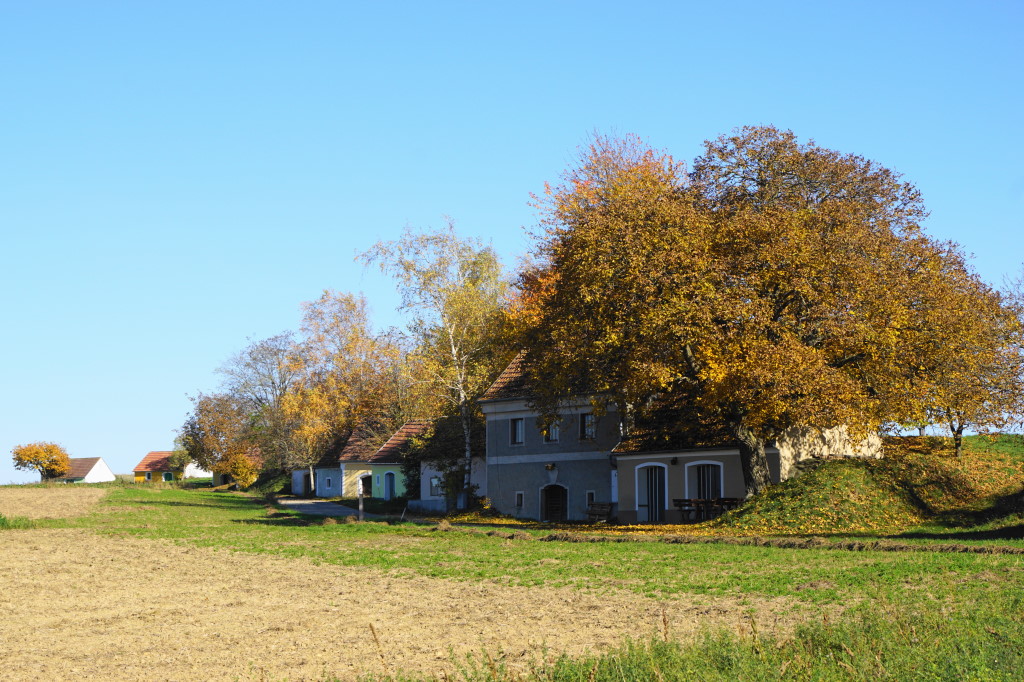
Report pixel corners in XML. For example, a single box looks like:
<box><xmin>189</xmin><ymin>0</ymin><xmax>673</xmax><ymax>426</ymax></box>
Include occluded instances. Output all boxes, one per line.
<box><xmin>516</xmin><ymin>128</ymin><xmax>1023</xmax><ymax>495</ymax></box>
<box><xmin>11</xmin><ymin>442</ymin><xmax>71</xmax><ymax>480</ymax></box>
<box><xmin>361</xmin><ymin>220</ymin><xmax>511</xmax><ymax>506</ymax></box>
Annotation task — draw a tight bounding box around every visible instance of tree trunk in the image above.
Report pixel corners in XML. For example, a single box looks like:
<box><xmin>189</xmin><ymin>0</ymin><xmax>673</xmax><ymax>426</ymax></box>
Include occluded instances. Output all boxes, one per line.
<box><xmin>946</xmin><ymin>411</ymin><xmax>965</xmax><ymax>458</ymax></box>
<box><xmin>460</xmin><ymin>399</ymin><xmax>473</xmax><ymax>510</ymax></box>
<box><xmin>308</xmin><ymin>464</ymin><xmax>316</xmax><ymax>497</ymax></box>
<box><xmin>735</xmin><ymin>424</ymin><xmax>772</xmax><ymax>498</ymax></box>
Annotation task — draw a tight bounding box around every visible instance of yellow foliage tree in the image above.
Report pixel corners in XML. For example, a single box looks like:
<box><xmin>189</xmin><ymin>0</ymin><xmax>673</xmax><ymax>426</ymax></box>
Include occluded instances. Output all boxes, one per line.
<box><xmin>212</xmin><ymin>451</ymin><xmax>260</xmax><ymax>489</ymax></box>
<box><xmin>518</xmin><ymin>129</ymin><xmax>1019</xmax><ymax>496</ymax></box>
<box><xmin>11</xmin><ymin>442</ymin><xmax>71</xmax><ymax>480</ymax></box>
<box><xmin>361</xmin><ymin>221</ymin><xmax>511</xmax><ymax>507</ymax></box>
<box><xmin>179</xmin><ymin>392</ymin><xmax>256</xmax><ymax>476</ymax></box>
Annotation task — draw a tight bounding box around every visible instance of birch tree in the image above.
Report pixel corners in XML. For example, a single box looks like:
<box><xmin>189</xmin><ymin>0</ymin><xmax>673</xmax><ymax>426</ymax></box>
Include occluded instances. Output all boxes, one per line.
<box><xmin>361</xmin><ymin>221</ymin><xmax>508</xmax><ymax>507</ymax></box>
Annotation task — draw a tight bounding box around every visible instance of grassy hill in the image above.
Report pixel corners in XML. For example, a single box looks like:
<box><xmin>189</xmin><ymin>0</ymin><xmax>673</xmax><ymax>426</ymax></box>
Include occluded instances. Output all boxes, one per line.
<box><xmin>711</xmin><ymin>435</ymin><xmax>1024</xmax><ymax>538</ymax></box>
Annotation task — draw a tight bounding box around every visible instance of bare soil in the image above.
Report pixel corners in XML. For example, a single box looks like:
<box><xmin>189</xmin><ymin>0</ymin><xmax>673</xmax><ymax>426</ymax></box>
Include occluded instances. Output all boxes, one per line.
<box><xmin>0</xmin><ymin>487</ymin><xmax>109</xmax><ymax>519</ymax></box>
<box><xmin>0</xmin><ymin>528</ymin><xmax>814</xmax><ymax>681</ymax></box>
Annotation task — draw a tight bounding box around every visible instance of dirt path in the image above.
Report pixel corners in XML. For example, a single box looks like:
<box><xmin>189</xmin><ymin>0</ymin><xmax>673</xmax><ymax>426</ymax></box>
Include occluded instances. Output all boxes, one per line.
<box><xmin>0</xmin><ymin>528</ymin><xmax>808</xmax><ymax>681</ymax></box>
<box><xmin>276</xmin><ymin>497</ymin><xmax>385</xmax><ymax>519</ymax></box>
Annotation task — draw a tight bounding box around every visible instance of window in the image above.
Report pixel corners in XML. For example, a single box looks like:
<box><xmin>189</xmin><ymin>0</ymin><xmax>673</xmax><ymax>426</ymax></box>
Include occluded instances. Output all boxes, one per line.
<box><xmin>687</xmin><ymin>462</ymin><xmax>723</xmax><ymax>499</ymax></box>
<box><xmin>579</xmin><ymin>413</ymin><xmax>596</xmax><ymax>440</ymax></box>
<box><xmin>543</xmin><ymin>422</ymin><xmax>559</xmax><ymax>443</ymax></box>
<box><xmin>430</xmin><ymin>476</ymin><xmax>443</xmax><ymax>497</ymax></box>
<box><xmin>145</xmin><ymin>472</ymin><xmax>151</xmax><ymax>481</ymax></box>
<box><xmin>162</xmin><ymin>472</ymin><xmax>173</xmax><ymax>482</ymax></box>
<box><xmin>326</xmin><ymin>477</ymin><xmax>332</xmax><ymax>489</ymax></box>
<box><xmin>515</xmin><ymin>491</ymin><xmax>524</xmax><ymax>508</ymax></box>
<box><xmin>586</xmin><ymin>490</ymin><xmax>596</xmax><ymax>506</ymax></box>
<box><xmin>510</xmin><ymin>418</ymin><xmax>525</xmax><ymax>445</ymax></box>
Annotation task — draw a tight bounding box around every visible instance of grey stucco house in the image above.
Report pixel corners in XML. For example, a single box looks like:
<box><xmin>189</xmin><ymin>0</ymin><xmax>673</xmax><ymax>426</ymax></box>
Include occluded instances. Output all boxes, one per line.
<box><xmin>480</xmin><ymin>353</ymin><xmax>880</xmax><ymax>523</ymax></box>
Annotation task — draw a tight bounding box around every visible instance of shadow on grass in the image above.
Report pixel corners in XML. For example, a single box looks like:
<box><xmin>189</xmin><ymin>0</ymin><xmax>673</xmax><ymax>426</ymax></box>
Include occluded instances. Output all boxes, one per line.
<box><xmin>896</xmin><ymin>523</ymin><xmax>1024</xmax><ymax>542</ymax></box>
<box><xmin>132</xmin><ymin>497</ymin><xmax>261</xmax><ymax>510</ymax></box>
<box><xmin>232</xmin><ymin>515</ymin><xmax>321</xmax><ymax>527</ymax></box>
<box><xmin>893</xmin><ymin>485</ymin><xmax>1024</xmax><ymax>541</ymax></box>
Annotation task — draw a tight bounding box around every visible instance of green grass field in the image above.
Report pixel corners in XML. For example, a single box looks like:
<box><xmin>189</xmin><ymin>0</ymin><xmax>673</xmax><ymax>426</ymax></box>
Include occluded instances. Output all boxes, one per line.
<box><xmin>8</xmin><ymin>434</ymin><xmax>1024</xmax><ymax>680</ymax></box>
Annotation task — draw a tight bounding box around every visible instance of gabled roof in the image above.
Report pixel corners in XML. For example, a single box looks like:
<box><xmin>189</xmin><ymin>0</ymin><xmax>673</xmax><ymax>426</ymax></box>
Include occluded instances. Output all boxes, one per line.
<box><xmin>134</xmin><ymin>451</ymin><xmax>173</xmax><ymax>472</ymax></box>
<box><xmin>63</xmin><ymin>457</ymin><xmax>103</xmax><ymax>479</ymax></box>
<box><xmin>322</xmin><ymin>421</ymin><xmax>434</xmax><ymax>467</ymax></box>
<box><xmin>334</xmin><ymin>434</ymin><xmax>381</xmax><ymax>463</ymax></box>
<box><xmin>373</xmin><ymin>420</ymin><xmax>432</xmax><ymax>463</ymax></box>
<box><xmin>480</xmin><ymin>351</ymin><xmax>531</xmax><ymax>402</ymax></box>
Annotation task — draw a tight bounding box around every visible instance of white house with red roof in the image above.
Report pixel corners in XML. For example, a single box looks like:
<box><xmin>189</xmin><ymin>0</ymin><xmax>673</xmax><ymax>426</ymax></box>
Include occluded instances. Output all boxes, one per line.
<box><xmin>51</xmin><ymin>457</ymin><xmax>116</xmax><ymax>484</ymax></box>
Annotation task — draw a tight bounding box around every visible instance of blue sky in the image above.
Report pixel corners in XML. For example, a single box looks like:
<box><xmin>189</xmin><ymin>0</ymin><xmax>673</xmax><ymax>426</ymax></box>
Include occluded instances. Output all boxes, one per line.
<box><xmin>2</xmin><ymin>1</ymin><xmax>1022</xmax><ymax>482</ymax></box>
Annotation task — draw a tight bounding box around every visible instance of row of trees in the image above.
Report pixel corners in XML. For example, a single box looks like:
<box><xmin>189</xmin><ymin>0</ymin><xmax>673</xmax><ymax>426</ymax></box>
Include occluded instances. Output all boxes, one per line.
<box><xmin>177</xmin><ymin>126</ymin><xmax>1023</xmax><ymax>501</ymax></box>
<box><xmin>178</xmin><ymin>222</ymin><xmax>512</xmax><ymax>498</ymax></box>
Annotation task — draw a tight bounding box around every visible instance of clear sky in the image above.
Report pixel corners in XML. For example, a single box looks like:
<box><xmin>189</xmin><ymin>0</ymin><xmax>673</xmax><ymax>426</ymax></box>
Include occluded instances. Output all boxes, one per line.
<box><xmin>2</xmin><ymin>1</ymin><xmax>1022</xmax><ymax>483</ymax></box>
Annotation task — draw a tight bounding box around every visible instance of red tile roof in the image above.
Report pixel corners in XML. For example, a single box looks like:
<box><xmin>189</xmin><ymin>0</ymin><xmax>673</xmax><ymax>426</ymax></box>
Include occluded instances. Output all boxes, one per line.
<box><xmin>321</xmin><ymin>421</ymin><xmax>434</xmax><ymax>467</ymax></box>
<box><xmin>371</xmin><ymin>420</ymin><xmax>433</xmax><ymax>463</ymax></box>
<box><xmin>134</xmin><ymin>451</ymin><xmax>173</xmax><ymax>472</ymax></box>
<box><xmin>64</xmin><ymin>457</ymin><xmax>102</xmax><ymax>479</ymax></box>
<box><xmin>334</xmin><ymin>434</ymin><xmax>381</xmax><ymax>463</ymax></box>
<box><xmin>480</xmin><ymin>351</ymin><xmax>531</xmax><ymax>402</ymax></box>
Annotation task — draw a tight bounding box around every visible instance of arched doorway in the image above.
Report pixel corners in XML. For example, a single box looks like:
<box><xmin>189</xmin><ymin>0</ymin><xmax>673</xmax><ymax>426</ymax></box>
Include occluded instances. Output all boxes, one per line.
<box><xmin>359</xmin><ymin>474</ymin><xmax>372</xmax><ymax>498</ymax></box>
<box><xmin>636</xmin><ymin>464</ymin><xmax>666</xmax><ymax>523</ymax></box>
<box><xmin>540</xmin><ymin>484</ymin><xmax>568</xmax><ymax>522</ymax></box>
<box><xmin>383</xmin><ymin>472</ymin><xmax>396</xmax><ymax>501</ymax></box>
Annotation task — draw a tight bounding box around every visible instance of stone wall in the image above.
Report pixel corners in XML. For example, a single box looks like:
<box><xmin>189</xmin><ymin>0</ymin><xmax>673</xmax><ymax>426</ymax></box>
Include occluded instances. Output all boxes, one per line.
<box><xmin>773</xmin><ymin>426</ymin><xmax>882</xmax><ymax>480</ymax></box>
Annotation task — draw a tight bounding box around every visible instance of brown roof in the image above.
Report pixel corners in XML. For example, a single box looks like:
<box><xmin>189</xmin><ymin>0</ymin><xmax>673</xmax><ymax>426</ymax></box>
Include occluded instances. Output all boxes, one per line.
<box><xmin>480</xmin><ymin>351</ymin><xmax>531</xmax><ymax>402</ymax></box>
<box><xmin>334</xmin><ymin>434</ymin><xmax>381</xmax><ymax>463</ymax></box>
<box><xmin>64</xmin><ymin>457</ymin><xmax>102</xmax><ymax>479</ymax></box>
<box><xmin>134</xmin><ymin>451</ymin><xmax>173</xmax><ymax>472</ymax></box>
<box><xmin>372</xmin><ymin>420</ymin><xmax>433</xmax><ymax>463</ymax></box>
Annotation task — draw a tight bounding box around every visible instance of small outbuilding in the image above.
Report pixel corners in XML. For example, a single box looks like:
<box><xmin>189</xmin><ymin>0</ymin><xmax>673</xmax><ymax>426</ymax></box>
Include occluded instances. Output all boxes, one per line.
<box><xmin>292</xmin><ymin>422</ymin><xmax>430</xmax><ymax>499</ymax></box>
<box><xmin>133</xmin><ymin>451</ymin><xmax>210</xmax><ymax>483</ymax></box>
<box><xmin>51</xmin><ymin>457</ymin><xmax>117</xmax><ymax>484</ymax></box>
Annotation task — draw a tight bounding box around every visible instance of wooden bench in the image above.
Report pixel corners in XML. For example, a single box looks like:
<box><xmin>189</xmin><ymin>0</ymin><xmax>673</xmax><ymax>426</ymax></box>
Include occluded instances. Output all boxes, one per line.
<box><xmin>586</xmin><ymin>502</ymin><xmax>613</xmax><ymax>523</ymax></box>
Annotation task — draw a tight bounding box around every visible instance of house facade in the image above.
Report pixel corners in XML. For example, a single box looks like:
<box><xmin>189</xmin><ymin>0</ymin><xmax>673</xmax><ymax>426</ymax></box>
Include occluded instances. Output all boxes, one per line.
<box><xmin>133</xmin><ymin>451</ymin><xmax>210</xmax><ymax>483</ymax></box>
<box><xmin>415</xmin><ymin>455</ymin><xmax>488</xmax><ymax>513</ymax></box>
<box><xmin>291</xmin><ymin>421</ymin><xmax>428</xmax><ymax>499</ymax></box>
<box><xmin>480</xmin><ymin>354</ymin><xmax>879</xmax><ymax>523</ymax></box>
<box><xmin>52</xmin><ymin>457</ymin><xmax>117</xmax><ymax>484</ymax></box>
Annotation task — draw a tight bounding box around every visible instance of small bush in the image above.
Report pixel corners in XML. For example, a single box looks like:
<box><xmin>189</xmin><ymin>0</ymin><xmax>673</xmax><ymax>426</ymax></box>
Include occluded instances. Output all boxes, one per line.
<box><xmin>0</xmin><ymin>513</ymin><xmax>34</xmax><ymax>530</ymax></box>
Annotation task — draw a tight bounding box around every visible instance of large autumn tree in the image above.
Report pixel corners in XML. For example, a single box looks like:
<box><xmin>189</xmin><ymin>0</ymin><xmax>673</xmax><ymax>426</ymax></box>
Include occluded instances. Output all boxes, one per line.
<box><xmin>909</xmin><ymin>254</ymin><xmax>1024</xmax><ymax>455</ymax></box>
<box><xmin>518</xmin><ymin>129</ymin><xmax>1019</xmax><ymax>496</ymax></box>
<box><xmin>361</xmin><ymin>220</ymin><xmax>510</xmax><ymax>507</ymax></box>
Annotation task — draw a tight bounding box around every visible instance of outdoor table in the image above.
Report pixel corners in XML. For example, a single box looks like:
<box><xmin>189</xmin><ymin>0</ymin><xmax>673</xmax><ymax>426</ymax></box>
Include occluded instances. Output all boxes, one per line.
<box><xmin>674</xmin><ymin>497</ymin><xmax>742</xmax><ymax>522</ymax></box>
